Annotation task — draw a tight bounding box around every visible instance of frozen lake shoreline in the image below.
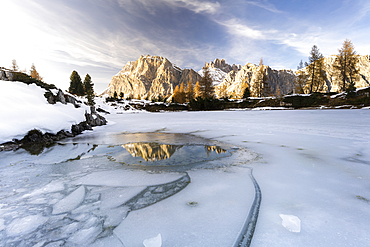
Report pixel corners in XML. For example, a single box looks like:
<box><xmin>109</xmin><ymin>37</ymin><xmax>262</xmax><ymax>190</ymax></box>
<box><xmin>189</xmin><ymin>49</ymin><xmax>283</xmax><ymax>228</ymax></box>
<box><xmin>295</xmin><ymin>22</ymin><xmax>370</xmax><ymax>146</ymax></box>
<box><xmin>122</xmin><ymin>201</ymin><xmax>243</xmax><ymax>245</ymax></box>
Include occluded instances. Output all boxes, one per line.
<box><xmin>1</xmin><ymin>109</ymin><xmax>370</xmax><ymax>246</ymax></box>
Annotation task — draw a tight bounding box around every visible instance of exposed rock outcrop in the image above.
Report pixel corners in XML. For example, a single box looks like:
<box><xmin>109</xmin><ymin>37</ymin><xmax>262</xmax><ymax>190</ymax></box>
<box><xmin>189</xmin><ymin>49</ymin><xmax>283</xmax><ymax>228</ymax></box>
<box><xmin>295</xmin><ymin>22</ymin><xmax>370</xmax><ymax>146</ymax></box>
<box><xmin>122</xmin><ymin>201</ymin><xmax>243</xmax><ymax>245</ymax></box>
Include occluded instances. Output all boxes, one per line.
<box><xmin>0</xmin><ymin>106</ymin><xmax>107</xmax><ymax>153</ymax></box>
<box><xmin>205</xmin><ymin>58</ymin><xmax>241</xmax><ymax>73</ymax></box>
<box><xmin>101</xmin><ymin>55</ymin><xmax>202</xmax><ymax>99</ymax></box>
<box><xmin>320</xmin><ymin>55</ymin><xmax>370</xmax><ymax>92</ymax></box>
<box><xmin>216</xmin><ymin>63</ymin><xmax>295</xmax><ymax>97</ymax></box>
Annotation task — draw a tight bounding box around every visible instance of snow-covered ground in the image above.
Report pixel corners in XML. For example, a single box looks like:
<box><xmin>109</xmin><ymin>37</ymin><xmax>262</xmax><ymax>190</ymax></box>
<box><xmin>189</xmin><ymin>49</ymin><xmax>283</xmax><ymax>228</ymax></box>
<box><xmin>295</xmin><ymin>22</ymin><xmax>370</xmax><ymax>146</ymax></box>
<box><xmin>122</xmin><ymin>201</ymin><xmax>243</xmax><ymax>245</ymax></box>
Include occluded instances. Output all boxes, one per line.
<box><xmin>0</xmin><ymin>80</ymin><xmax>90</xmax><ymax>143</ymax></box>
<box><xmin>0</xmin><ymin>86</ymin><xmax>370</xmax><ymax>246</ymax></box>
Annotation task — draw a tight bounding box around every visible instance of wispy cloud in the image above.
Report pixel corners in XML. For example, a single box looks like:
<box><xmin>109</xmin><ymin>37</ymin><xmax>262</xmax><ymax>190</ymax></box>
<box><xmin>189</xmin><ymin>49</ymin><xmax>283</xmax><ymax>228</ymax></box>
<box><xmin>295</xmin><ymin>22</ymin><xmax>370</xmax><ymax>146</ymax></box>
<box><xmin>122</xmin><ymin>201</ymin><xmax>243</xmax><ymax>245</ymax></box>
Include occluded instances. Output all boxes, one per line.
<box><xmin>246</xmin><ymin>0</ymin><xmax>283</xmax><ymax>13</ymax></box>
<box><xmin>117</xmin><ymin>0</ymin><xmax>221</xmax><ymax>15</ymax></box>
<box><xmin>215</xmin><ymin>18</ymin><xmax>265</xmax><ymax>39</ymax></box>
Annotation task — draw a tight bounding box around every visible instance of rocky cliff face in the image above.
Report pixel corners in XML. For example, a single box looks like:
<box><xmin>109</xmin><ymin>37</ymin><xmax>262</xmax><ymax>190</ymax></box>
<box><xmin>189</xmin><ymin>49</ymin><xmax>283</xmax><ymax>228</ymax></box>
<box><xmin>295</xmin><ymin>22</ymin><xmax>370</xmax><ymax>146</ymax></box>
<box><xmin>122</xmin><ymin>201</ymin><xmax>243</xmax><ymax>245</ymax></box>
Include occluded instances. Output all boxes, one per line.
<box><xmin>321</xmin><ymin>55</ymin><xmax>370</xmax><ymax>92</ymax></box>
<box><xmin>102</xmin><ymin>55</ymin><xmax>201</xmax><ymax>99</ymax></box>
<box><xmin>205</xmin><ymin>58</ymin><xmax>241</xmax><ymax>73</ymax></box>
<box><xmin>216</xmin><ymin>63</ymin><xmax>295</xmax><ymax>97</ymax></box>
<box><xmin>102</xmin><ymin>55</ymin><xmax>370</xmax><ymax>100</ymax></box>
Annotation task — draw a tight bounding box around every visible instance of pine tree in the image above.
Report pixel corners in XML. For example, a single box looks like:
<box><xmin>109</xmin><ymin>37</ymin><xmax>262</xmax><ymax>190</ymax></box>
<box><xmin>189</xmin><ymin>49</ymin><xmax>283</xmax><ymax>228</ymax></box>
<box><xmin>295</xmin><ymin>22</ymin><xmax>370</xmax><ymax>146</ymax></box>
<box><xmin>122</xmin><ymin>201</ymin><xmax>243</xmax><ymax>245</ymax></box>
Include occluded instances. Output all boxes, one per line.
<box><xmin>334</xmin><ymin>39</ymin><xmax>359</xmax><ymax>92</ymax></box>
<box><xmin>11</xmin><ymin>59</ymin><xmax>19</xmax><ymax>71</ymax></box>
<box><xmin>69</xmin><ymin>70</ymin><xmax>83</xmax><ymax>95</ymax></box>
<box><xmin>305</xmin><ymin>45</ymin><xmax>325</xmax><ymax>93</ymax></box>
<box><xmin>30</xmin><ymin>63</ymin><xmax>43</xmax><ymax>81</ymax></box>
<box><xmin>113</xmin><ymin>91</ymin><xmax>118</xmax><ymax>99</ymax></box>
<box><xmin>83</xmin><ymin>74</ymin><xmax>95</xmax><ymax>105</ymax></box>
<box><xmin>242</xmin><ymin>83</ymin><xmax>251</xmax><ymax>99</ymax></box>
<box><xmin>199</xmin><ymin>66</ymin><xmax>214</xmax><ymax>99</ymax></box>
<box><xmin>186</xmin><ymin>81</ymin><xmax>194</xmax><ymax>102</ymax></box>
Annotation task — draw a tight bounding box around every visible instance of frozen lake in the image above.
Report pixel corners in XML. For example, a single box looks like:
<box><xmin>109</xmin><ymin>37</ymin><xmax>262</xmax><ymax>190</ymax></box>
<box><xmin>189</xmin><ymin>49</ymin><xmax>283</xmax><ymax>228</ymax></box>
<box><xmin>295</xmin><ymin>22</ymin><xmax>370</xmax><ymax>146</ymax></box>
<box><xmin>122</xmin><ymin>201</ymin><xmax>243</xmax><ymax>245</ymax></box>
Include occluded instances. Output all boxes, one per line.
<box><xmin>1</xmin><ymin>109</ymin><xmax>370</xmax><ymax>246</ymax></box>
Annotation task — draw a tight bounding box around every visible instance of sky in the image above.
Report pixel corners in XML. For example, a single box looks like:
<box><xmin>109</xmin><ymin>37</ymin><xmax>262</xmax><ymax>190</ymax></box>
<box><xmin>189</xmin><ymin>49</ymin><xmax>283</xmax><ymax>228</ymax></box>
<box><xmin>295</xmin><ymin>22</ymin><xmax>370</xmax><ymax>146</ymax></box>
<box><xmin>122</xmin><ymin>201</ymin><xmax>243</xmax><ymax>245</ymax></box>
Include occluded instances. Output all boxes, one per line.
<box><xmin>1</xmin><ymin>0</ymin><xmax>370</xmax><ymax>93</ymax></box>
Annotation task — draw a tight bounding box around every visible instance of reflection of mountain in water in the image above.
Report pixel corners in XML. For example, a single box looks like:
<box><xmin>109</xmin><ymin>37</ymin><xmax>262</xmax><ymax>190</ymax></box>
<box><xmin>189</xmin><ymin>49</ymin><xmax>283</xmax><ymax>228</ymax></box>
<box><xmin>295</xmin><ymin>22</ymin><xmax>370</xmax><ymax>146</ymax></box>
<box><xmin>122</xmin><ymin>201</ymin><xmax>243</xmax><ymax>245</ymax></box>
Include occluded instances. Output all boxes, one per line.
<box><xmin>122</xmin><ymin>142</ymin><xmax>228</xmax><ymax>162</ymax></box>
<box><xmin>123</xmin><ymin>142</ymin><xmax>181</xmax><ymax>161</ymax></box>
<box><xmin>206</xmin><ymin>146</ymin><xmax>227</xmax><ymax>156</ymax></box>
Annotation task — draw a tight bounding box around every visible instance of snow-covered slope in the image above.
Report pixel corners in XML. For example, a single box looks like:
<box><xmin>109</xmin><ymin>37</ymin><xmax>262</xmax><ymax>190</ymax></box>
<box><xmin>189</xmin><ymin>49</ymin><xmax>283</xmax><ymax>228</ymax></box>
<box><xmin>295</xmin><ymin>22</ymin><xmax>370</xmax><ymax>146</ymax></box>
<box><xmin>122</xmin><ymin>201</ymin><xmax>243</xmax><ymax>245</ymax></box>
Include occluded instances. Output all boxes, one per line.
<box><xmin>0</xmin><ymin>80</ymin><xmax>90</xmax><ymax>143</ymax></box>
<box><xmin>198</xmin><ymin>67</ymin><xmax>228</xmax><ymax>86</ymax></box>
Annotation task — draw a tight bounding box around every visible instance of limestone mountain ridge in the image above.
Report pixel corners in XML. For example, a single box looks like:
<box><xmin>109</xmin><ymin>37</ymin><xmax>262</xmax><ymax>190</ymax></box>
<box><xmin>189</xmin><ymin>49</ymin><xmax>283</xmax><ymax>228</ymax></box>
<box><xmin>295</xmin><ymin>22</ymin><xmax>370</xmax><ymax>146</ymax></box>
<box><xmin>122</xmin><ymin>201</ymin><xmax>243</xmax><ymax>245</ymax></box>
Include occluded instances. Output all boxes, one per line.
<box><xmin>102</xmin><ymin>55</ymin><xmax>370</xmax><ymax>99</ymax></box>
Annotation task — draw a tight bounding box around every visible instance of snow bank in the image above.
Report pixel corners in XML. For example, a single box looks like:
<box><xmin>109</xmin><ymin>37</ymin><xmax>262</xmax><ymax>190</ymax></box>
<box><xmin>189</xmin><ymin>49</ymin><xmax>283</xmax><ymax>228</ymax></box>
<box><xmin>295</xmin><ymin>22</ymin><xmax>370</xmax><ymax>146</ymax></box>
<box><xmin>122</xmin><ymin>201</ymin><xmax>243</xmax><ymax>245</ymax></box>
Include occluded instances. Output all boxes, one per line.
<box><xmin>0</xmin><ymin>80</ymin><xmax>89</xmax><ymax>143</ymax></box>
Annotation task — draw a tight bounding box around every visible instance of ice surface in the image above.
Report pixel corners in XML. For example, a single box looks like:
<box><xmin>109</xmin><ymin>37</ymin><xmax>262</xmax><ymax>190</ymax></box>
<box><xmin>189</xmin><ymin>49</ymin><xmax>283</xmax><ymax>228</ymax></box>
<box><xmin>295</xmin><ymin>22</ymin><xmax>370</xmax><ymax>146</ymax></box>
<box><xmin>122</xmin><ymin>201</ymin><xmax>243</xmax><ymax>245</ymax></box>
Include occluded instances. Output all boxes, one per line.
<box><xmin>6</xmin><ymin>214</ymin><xmax>48</xmax><ymax>237</ymax></box>
<box><xmin>143</xmin><ymin>233</ymin><xmax>162</xmax><ymax>247</ymax></box>
<box><xmin>1</xmin><ymin>107</ymin><xmax>370</xmax><ymax>246</ymax></box>
<box><xmin>73</xmin><ymin>170</ymin><xmax>186</xmax><ymax>187</ymax></box>
<box><xmin>52</xmin><ymin>186</ymin><xmax>86</xmax><ymax>214</ymax></box>
<box><xmin>280</xmin><ymin>214</ymin><xmax>301</xmax><ymax>233</ymax></box>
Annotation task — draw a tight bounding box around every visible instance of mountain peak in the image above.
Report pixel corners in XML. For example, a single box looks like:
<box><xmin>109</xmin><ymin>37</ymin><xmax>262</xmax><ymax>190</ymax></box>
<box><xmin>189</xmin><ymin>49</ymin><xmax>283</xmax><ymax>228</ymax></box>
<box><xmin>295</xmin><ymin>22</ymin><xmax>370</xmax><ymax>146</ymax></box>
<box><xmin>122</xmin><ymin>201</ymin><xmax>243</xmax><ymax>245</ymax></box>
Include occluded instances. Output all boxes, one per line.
<box><xmin>205</xmin><ymin>58</ymin><xmax>241</xmax><ymax>73</ymax></box>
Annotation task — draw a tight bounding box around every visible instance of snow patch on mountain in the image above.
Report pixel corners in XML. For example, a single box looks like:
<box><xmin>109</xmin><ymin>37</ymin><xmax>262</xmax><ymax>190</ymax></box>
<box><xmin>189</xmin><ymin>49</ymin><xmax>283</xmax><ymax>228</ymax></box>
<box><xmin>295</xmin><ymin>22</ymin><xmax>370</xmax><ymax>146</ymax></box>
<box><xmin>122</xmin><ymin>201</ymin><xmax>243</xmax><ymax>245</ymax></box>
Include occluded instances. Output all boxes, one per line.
<box><xmin>198</xmin><ymin>67</ymin><xmax>227</xmax><ymax>86</ymax></box>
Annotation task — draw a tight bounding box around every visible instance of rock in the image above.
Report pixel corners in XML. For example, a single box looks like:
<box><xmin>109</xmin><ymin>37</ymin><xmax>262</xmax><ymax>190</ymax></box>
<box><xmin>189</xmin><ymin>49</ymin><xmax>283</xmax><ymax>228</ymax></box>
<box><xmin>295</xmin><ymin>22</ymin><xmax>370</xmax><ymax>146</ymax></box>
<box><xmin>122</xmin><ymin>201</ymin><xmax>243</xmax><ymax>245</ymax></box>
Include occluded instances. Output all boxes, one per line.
<box><xmin>216</xmin><ymin>63</ymin><xmax>295</xmax><ymax>97</ymax></box>
<box><xmin>300</xmin><ymin>55</ymin><xmax>370</xmax><ymax>93</ymax></box>
<box><xmin>56</xmin><ymin>89</ymin><xmax>66</xmax><ymax>104</ymax></box>
<box><xmin>205</xmin><ymin>58</ymin><xmax>241</xmax><ymax>73</ymax></box>
<box><xmin>101</xmin><ymin>55</ymin><xmax>202</xmax><ymax>99</ymax></box>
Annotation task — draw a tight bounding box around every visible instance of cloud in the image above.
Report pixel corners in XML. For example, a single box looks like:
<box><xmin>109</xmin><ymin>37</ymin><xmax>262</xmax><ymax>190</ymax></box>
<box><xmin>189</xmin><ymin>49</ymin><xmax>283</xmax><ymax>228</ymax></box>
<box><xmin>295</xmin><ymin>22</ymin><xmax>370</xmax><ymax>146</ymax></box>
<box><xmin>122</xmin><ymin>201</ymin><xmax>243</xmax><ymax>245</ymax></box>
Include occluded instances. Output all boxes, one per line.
<box><xmin>246</xmin><ymin>0</ymin><xmax>283</xmax><ymax>13</ymax></box>
<box><xmin>216</xmin><ymin>18</ymin><xmax>265</xmax><ymax>39</ymax></box>
<box><xmin>170</xmin><ymin>0</ymin><xmax>221</xmax><ymax>14</ymax></box>
<box><xmin>117</xmin><ymin>0</ymin><xmax>221</xmax><ymax>15</ymax></box>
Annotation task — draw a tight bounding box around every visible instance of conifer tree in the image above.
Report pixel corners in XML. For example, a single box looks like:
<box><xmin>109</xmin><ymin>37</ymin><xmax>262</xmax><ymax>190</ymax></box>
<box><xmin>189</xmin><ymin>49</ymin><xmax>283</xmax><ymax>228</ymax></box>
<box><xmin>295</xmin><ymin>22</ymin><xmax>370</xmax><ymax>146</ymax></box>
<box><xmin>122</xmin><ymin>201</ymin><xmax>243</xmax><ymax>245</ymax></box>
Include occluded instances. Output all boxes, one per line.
<box><xmin>305</xmin><ymin>45</ymin><xmax>325</xmax><ymax>93</ymax></box>
<box><xmin>199</xmin><ymin>66</ymin><xmax>214</xmax><ymax>99</ymax></box>
<box><xmin>172</xmin><ymin>85</ymin><xmax>180</xmax><ymax>103</ymax></box>
<box><xmin>218</xmin><ymin>83</ymin><xmax>229</xmax><ymax>99</ymax></box>
<box><xmin>69</xmin><ymin>70</ymin><xmax>83</xmax><ymax>95</ymax></box>
<box><xmin>179</xmin><ymin>82</ymin><xmax>186</xmax><ymax>103</ymax></box>
<box><xmin>113</xmin><ymin>91</ymin><xmax>118</xmax><ymax>99</ymax></box>
<box><xmin>295</xmin><ymin>60</ymin><xmax>307</xmax><ymax>94</ymax></box>
<box><xmin>194</xmin><ymin>81</ymin><xmax>201</xmax><ymax>98</ymax></box>
<box><xmin>30</xmin><ymin>63</ymin><xmax>43</xmax><ymax>81</ymax></box>
<box><xmin>83</xmin><ymin>74</ymin><xmax>95</xmax><ymax>105</ymax></box>
<box><xmin>11</xmin><ymin>59</ymin><xmax>19</xmax><ymax>71</ymax></box>
<box><xmin>334</xmin><ymin>39</ymin><xmax>359</xmax><ymax>92</ymax></box>
<box><xmin>186</xmin><ymin>81</ymin><xmax>194</xmax><ymax>102</ymax></box>
<box><xmin>252</xmin><ymin>58</ymin><xmax>268</xmax><ymax>97</ymax></box>
<box><xmin>242</xmin><ymin>84</ymin><xmax>251</xmax><ymax>99</ymax></box>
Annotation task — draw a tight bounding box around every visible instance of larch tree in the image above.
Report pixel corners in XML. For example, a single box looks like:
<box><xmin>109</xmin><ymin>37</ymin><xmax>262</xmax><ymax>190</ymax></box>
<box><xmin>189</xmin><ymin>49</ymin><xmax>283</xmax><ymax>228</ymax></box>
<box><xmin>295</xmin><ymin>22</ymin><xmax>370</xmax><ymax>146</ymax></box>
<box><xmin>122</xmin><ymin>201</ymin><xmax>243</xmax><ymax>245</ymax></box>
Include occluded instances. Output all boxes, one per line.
<box><xmin>186</xmin><ymin>80</ymin><xmax>194</xmax><ymax>102</ymax></box>
<box><xmin>172</xmin><ymin>85</ymin><xmax>181</xmax><ymax>103</ymax></box>
<box><xmin>30</xmin><ymin>63</ymin><xmax>43</xmax><ymax>81</ymax></box>
<box><xmin>218</xmin><ymin>83</ymin><xmax>229</xmax><ymax>99</ymax></box>
<box><xmin>179</xmin><ymin>82</ymin><xmax>186</xmax><ymax>103</ymax></box>
<box><xmin>83</xmin><ymin>74</ymin><xmax>95</xmax><ymax>106</ymax></box>
<box><xmin>305</xmin><ymin>45</ymin><xmax>325</xmax><ymax>93</ymax></box>
<box><xmin>334</xmin><ymin>39</ymin><xmax>359</xmax><ymax>92</ymax></box>
<box><xmin>199</xmin><ymin>66</ymin><xmax>214</xmax><ymax>99</ymax></box>
<box><xmin>295</xmin><ymin>60</ymin><xmax>307</xmax><ymax>94</ymax></box>
<box><xmin>11</xmin><ymin>59</ymin><xmax>19</xmax><ymax>71</ymax></box>
<box><xmin>69</xmin><ymin>70</ymin><xmax>83</xmax><ymax>96</ymax></box>
<box><xmin>252</xmin><ymin>58</ymin><xmax>268</xmax><ymax>97</ymax></box>
<box><xmin>194</xmin><ymin>81</ymin><xmax>201</xmax><ymax>98</ymax></box>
